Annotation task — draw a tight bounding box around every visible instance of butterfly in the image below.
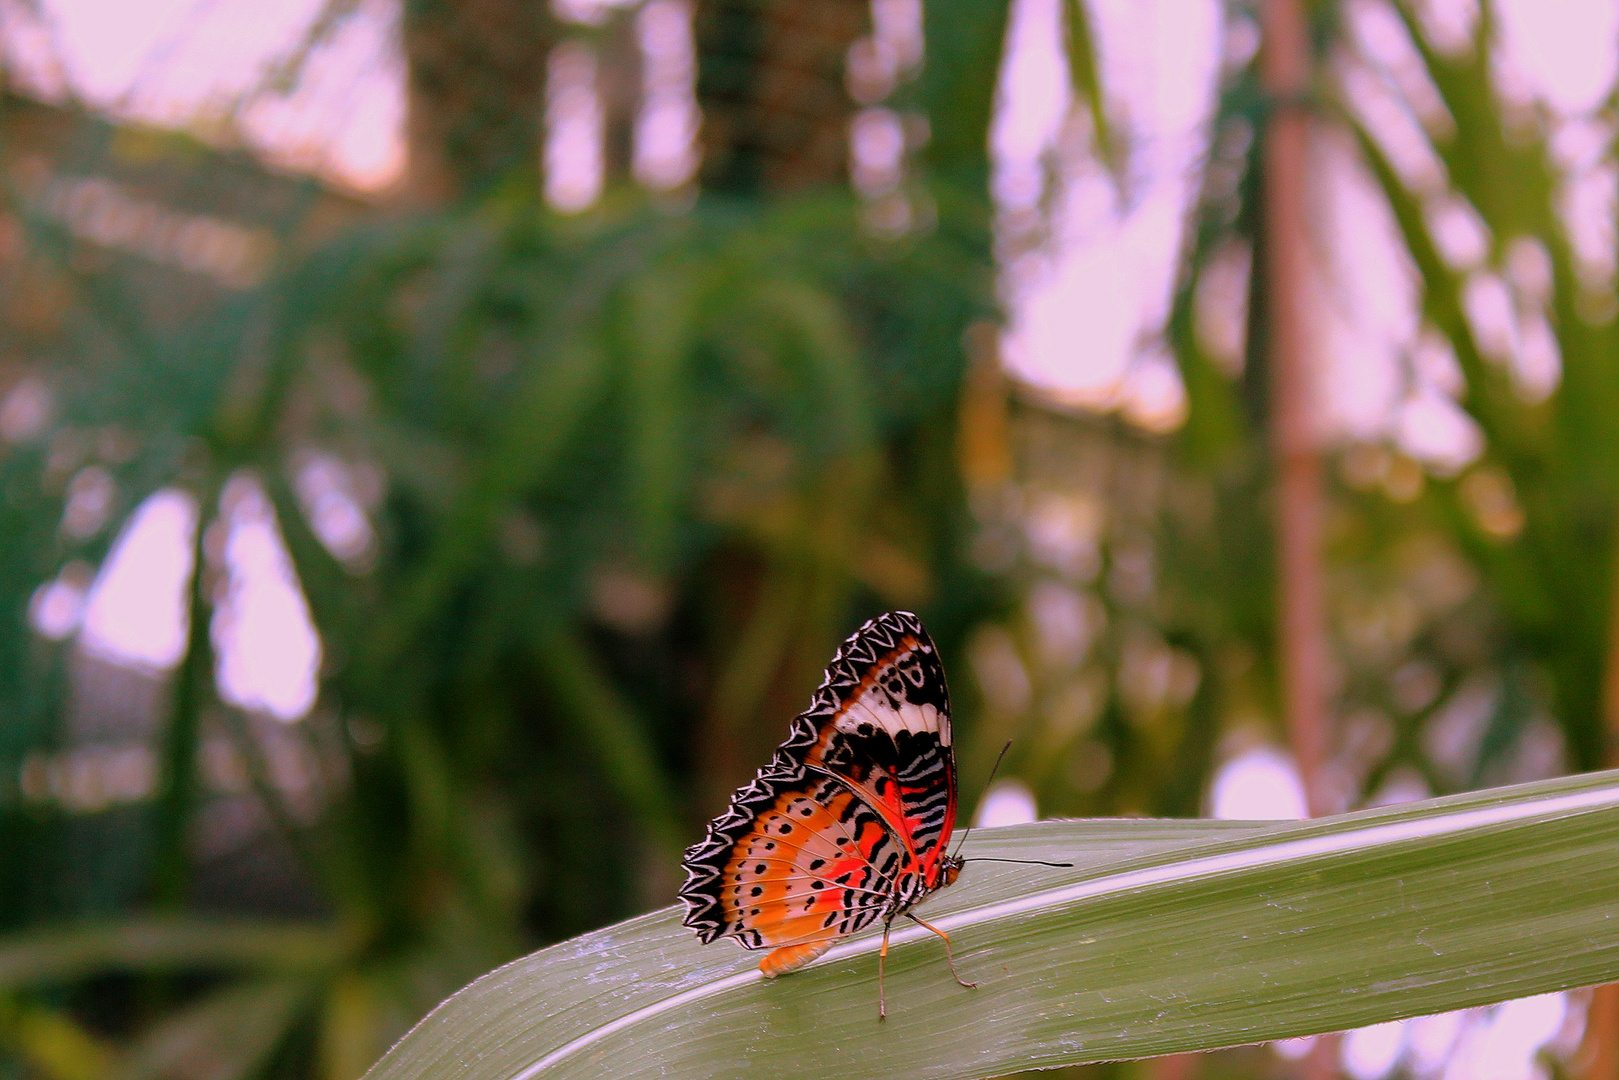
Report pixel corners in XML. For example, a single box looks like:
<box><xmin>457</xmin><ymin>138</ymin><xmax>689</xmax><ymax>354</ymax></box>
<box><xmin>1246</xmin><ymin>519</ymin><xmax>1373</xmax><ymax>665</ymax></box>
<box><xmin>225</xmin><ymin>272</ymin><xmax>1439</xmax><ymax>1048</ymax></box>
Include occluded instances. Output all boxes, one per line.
<box><xmin>679</xmin><ymin>610</ymin><xmax>972</xmax><ymax>1019</ymax></box>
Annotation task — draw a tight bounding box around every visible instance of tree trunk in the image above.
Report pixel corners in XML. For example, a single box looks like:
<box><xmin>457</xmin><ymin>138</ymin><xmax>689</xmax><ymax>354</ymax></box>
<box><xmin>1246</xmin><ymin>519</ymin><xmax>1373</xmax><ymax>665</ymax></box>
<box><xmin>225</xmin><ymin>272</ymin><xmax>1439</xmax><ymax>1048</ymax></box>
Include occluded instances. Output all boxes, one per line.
<box><xmin>1262</xmin><ymin>0</ymin><xmax>1334</xmax><ymax>1075</ymax></box>
<box><xmin>693</xmin><ymin>0</ymin><xmax>868</xmax><ymax>197</ymax></box>
<box><xmin>1577</xmin><ymin>558</ymin><xmax>1619</xmax><ymax>1078</ymax></box>
<box><xmin>402</xmin><ymin>0</ymin><xmax>556</xmax><ymax>204</ymax></box>
<box><xmin>1260</xmin><ymin>0</ymin><xmax>1328</xmax><ymax>818</ymax></box>
<box><xmin>597</xmin><ymin>8</ymin><xmax>644</xmax><ymax>183</ymax></box>
<box><xmin>1583</xmin><ymin>984</ymin><xmax>1619</xmax><ymax>1080</ymax></box>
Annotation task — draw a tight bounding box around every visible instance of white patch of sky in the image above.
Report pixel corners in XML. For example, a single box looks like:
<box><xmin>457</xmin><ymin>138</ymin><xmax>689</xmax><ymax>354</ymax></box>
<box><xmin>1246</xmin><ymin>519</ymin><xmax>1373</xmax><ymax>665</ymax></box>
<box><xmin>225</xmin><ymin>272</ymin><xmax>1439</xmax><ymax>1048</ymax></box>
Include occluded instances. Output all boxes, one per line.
<box><xmin>1210</xmin><ymin>746</ymin><xmax>1309</xmax><ymax>821</ymax></box>
<box><xmin>989</xmin><ymin>0</ymin><xmax>1070</xmax><ymax>214</ymax></box>
<box><xmin>211</xmin><ymin>475</ymin><xmax>322</xmax><ymax>721</ymax></box>
<box><xmin>1311</xmin><ymin>122</ymin><xmax>1419</xmax><ymax>443</ymax></box>
<box><xmin>633</xmin><ymin>0</ymin><xmax>699</xmax><ymax>190</ymax></box>
<box><xmin>1343</xmin><ymin>1019</ymin><xmax>1407</xmax><ymax>1080</ymax></box>
<box><xmin>995</xmin><ymin>0</ymin><xmax>1223</xmax><ymax>420</ymax></box>
<box><xmin>545</xmin><ymin>38</ymin><xmax>605</xmax><ymax>211</ymax></box>
<box><xmin>293</xmin><ymin>453</ymin><xmax>378</xmax><ymax>568</ymax></box>
<box><xmin>15</xmin><ymin>0</ymin><xmax>403</xmax><ymax>189</ymax></box>
<box><xmin>1493</xmin><ymin>0</ymin><xmax>1617</xmax><ymax>114</ymax></box>
<box><xmin>553</xmin><ymin>0</ymin><xmax>635</xmax><ymax>26</ymax></box>
<box><xmin>235</xmin><ymin>2</ymin><xmax>405</xmax><ymax>188</ymax></box>
<box><xmin>78</xmin><ymin>489</ymin><xmax>197</xmax><ymax>670</ymax></box>
<box><xmin>70</xmin><ymin>478</ymin><xmax>321</xmax><ymax>721</ymax></box>
<box><xmin>29</xmin><ymin>561</ymin><xmax>92</xmax><ymax>641</ymax></box>
<box><xmin>1335</xmin><ymin>991</ymin><xmax>1579</xmax><ymax>1080</ymax></box>
<box><xmin>973</xmin><ymin>778</ymin><xmax>1039</xmax><ymax>827</ymax></box>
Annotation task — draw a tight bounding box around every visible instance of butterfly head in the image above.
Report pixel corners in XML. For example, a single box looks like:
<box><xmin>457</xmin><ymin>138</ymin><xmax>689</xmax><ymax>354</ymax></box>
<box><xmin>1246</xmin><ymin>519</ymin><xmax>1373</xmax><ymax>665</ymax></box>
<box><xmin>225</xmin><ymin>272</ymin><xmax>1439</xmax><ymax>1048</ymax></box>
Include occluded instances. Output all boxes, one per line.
<box><xmin>936</xmin><ymin>854</ymin><xmax>964</xmax><ymax>889</ymax></box>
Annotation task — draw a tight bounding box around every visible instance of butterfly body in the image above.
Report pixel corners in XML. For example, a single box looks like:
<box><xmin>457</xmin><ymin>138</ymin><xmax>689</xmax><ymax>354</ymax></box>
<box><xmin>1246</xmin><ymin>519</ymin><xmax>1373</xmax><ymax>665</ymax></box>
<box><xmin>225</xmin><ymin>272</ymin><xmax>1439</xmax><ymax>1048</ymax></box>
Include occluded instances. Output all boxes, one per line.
<box><xmin>679</xmin><ymin>611</ymin><xmax>969</xmax><ymax>1011</ymax></box>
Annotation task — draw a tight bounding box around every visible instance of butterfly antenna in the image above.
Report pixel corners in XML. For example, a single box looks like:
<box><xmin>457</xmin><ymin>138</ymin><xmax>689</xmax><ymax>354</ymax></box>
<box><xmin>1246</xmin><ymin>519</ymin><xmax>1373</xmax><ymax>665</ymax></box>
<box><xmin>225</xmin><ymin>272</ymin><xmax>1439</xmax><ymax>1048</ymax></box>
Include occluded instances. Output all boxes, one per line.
<box><xmin>949</xmin><ymin>740</ymin><xmax>1013</xmax><ymax>861</ymax></box>
<box><xmin>952</xmin><ymin>741</ymin><xmax>1075</xmax><ymax>869</ymax></box>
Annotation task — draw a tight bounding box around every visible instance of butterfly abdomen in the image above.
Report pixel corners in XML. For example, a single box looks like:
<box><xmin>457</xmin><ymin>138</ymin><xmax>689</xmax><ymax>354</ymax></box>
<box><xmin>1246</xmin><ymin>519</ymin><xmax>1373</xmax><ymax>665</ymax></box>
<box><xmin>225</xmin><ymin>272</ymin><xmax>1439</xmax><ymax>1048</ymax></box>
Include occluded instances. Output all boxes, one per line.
<box><xmin>760</xmin><ymin>941</ymin><xmax>834</xmax><ymax>977</ymax></box>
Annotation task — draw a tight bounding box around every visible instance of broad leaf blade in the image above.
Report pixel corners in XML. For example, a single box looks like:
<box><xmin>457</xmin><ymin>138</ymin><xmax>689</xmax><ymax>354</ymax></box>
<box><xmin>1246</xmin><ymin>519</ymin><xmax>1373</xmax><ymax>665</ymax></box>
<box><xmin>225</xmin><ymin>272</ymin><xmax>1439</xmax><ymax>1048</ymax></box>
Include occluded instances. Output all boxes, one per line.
<box><xmin>366</xmin><ymin>772</ymin><xmax>1619</xmax><ymax>1080</ymax></box>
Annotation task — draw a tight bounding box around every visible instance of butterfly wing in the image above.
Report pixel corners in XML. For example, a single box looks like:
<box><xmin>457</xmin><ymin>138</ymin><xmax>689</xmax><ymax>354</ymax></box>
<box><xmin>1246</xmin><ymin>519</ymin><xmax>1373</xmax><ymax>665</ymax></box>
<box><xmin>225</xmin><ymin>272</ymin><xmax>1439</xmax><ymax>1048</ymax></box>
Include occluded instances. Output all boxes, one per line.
<box><xmin>680</xmin><ymin>611</ymin><xmax>958</xmax><ymax>961</ymax></box>
<box><xmin>796</xmin><ymin>611</ymin><xmax>958</xmax><ymax>888</ymax></box>
<box><xmin>680</xmin><ymin>773</ymin><xmax>905</xmax><ymax>952</ymax></box>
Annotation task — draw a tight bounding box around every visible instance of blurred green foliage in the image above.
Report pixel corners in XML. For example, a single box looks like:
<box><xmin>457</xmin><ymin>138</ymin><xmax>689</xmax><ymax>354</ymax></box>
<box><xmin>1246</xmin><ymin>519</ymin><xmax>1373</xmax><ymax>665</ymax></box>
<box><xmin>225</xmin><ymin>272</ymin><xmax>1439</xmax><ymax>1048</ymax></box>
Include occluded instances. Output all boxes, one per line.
<box><xmin>0</xmin><ymin>191</ymin><xmax>1001</xmax><ymax>1077</ymax></box>
<box><xmin>0</xmin><ymin>0</ymin><xmax>1013</xmax><ymax>1072</ymax></box>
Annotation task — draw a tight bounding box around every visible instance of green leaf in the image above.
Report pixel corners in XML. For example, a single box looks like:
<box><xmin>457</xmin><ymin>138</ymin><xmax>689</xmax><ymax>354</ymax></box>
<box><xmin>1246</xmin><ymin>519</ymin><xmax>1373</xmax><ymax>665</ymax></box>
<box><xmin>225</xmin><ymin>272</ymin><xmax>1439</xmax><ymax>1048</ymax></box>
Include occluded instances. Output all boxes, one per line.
<box><xmin>527</xmin><ymin>616</ymin><xmax>683</xmax><ymax>858</ymax></box>
<box><xmin>361</xmin><ymin>337</ymin><xmax>610</xmax><ymax>669</ymax></box>
<box><xmin>0</xmin><ymin>1000</ymin><xmax>116</xmax><ymax>1080</ymax></box>
<box><xmin>110</xmin><ymin>977</ymin><xmax>313</xmax><ymax>1080</ymax></box>
<box><xmin>1061</xmin><ymin>0</ymin><xmax>1115</xmax><ymax>173</ymax></box>
<box><xmin>621</xmin><ymin>268</ymin><xmax>698</xmax><ymax>571</ymax></box>
<box><xmin>918</xmin><ymin>0</ymin><xmax>1011</xmax><ymax>192</ymax></box>
<box><xmin>366</xmin><ymin>770</ymin><xmax>1619</xmax><ymax>1080</ymax></box>
<box><xmin>0</xmin><ymin>921</ymin><xmax>342</xmax><ymax>987</ymax></box>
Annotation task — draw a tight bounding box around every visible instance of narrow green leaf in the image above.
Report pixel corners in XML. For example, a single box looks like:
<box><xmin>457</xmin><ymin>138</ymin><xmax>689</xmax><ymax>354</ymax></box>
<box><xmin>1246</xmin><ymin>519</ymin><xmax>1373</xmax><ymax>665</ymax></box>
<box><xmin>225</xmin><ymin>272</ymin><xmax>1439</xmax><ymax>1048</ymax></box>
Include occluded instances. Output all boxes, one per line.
<box><xmin>918</xmin><ymin>0</ymin><xmax>1011</xmax><ymax>192</ymax></box>
<box><xmin>0</xmin><ymin>1000</ymin><xmax>116</xmax><ymax>1080</ymax></box>
<box><xmin>110</xmin><ymin>977</ymin><xmax>313</xmax><ymax>1080</ymax></box>
<box><xmin>0</xmin><ymin>921</ymin><xmax>343</xmax><ymax>987</ymax></box>
<box><xmin>622</xmin><ymin>270</ymin><xmax>697</xmax><ymax>570</ymax></box>
<box><xmin>746</xmin><ymin>279</ymin><xmax>874</xmax><ymax>453</ymax></box>
<box><xmin>152</xmin><ymin>480</ymin><xmax>216</xmax><ymax>909</ymax></box>
<box><xmin>1061</xmin><ymin>0</ymin><xmax>1115</xmax><ymax>173</ymax></box>
<box><xmin>364</xmin><ymin>339</ymin><xmax>609</xmax><ymax>669</ymax></box>
<box><xmin>367</xmin><ymin>771</ymin><xmax>1619</xmax><ymax>1080</ymax></box>
<box><xmin>528</xmin><ymin>617</ymin><xmax>683</xmax><ymax>858</ymax></box>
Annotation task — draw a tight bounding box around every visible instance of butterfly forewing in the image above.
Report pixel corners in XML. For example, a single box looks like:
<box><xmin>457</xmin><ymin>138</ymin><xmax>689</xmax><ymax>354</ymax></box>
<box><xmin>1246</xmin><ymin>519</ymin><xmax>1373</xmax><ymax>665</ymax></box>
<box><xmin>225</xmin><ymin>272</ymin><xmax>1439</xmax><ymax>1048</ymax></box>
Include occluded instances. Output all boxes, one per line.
<box><xmin>679</xmin><ymin>611</ymin><xmax>958</xmax><ymax>973</ymax></box>
<box><xmin>801</xmin><ymin>625</ymin><xmax>956</xmax><ymax>887</ymax></box>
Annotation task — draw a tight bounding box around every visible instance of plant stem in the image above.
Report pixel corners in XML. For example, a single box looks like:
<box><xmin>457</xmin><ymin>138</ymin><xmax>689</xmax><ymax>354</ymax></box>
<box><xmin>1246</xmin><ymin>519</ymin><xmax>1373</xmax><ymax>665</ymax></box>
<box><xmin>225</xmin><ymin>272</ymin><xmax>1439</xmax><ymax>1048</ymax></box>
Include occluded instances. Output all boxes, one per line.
<box><xmin>152</xmin><ymin>485</ymin><xmax>214</xmax><ymax>909</ymax></box>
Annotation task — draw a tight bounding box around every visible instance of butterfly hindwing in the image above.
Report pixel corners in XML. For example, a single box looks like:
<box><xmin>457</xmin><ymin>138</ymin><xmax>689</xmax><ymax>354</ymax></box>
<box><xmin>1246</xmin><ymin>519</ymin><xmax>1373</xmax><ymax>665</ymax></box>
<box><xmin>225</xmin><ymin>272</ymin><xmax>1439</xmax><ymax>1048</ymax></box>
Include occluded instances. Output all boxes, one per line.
<box><xmin>710</xmin><ymin>775</ymin><xmax>905</xmax><ymax>947</ymax></box>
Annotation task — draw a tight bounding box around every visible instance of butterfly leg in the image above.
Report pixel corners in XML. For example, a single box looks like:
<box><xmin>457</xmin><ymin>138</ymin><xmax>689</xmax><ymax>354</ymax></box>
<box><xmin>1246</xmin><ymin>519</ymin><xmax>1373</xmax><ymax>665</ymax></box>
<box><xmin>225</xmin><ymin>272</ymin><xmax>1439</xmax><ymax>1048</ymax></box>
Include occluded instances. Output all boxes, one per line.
<box><xmin>878</xmin><ymin>920</ymin><xmax>892</xmax><ymax>1022</ymax></box>
<box><xmin>905</xmin><ymin>913</ymin><xmax>976</xmax><ymax>989</ymax></box>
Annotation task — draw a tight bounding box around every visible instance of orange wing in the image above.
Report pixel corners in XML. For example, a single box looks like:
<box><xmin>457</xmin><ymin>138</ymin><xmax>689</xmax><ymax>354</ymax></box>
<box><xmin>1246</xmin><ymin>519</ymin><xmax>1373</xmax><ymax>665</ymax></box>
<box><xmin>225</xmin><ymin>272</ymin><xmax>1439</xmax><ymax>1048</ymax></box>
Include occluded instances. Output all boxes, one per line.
<box><xmin>687</xmin><ymin>774</ymin><xmax>906</xmax><ymax>952</ymax></box>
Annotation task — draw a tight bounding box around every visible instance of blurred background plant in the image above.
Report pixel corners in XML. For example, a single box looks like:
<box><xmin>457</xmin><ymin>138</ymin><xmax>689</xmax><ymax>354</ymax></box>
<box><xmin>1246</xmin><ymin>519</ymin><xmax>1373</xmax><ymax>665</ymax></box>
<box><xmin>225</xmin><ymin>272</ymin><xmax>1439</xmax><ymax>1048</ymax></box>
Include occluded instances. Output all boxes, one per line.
<box><xmin>0</xmin><ymin>0</ymin><xmax>1617</xmax><ymax>1079</ymax></box>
